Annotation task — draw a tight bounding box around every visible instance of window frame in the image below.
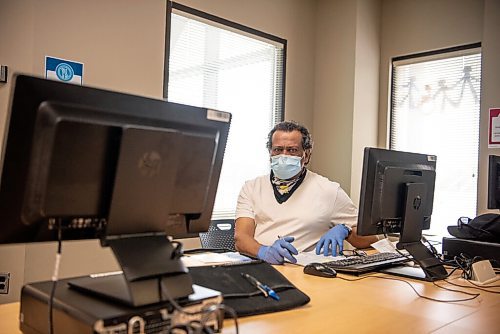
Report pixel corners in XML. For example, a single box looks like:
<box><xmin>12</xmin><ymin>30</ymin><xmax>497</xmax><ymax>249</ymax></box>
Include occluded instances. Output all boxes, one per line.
<box><xmin>388</xmin><ymin>43</ymin><xmax>482</xmax><ymax>235</ymax></box>
<box><xmin>389</xmin><ymin>42</ymin><xmax>481</xmax><ymax>148</ymax></box>
<box><xmin>164</xmin><ymin>1</ymin><xmax>287</xmax><ymax>120</ymax></box>
<box><xmin>164</xmin><ymin>2</ymin><xmax>287</xmax><ymax>220</ymax></box>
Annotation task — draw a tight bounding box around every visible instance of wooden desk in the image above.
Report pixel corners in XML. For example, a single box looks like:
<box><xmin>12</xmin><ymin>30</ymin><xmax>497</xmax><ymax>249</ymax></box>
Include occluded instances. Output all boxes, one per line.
<box><xmin>1</xmin><ymin>265</ymin><xmax>499</xmax><ymax>333</ymax></box>
<box><xmin>223</xmin><ymin>265</ymin><xmax>499</xmax><ymax>334</ymax></box>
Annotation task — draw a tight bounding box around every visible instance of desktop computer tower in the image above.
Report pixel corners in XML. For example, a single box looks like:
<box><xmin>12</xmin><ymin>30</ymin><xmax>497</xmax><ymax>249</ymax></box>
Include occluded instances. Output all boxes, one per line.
<box><xmin>442</xmin><ymin>237</ymin><xmax>500</xmax><ymax>268</ymax></box>
<box><xmin>19</xmin><ymin>277</ymin><xmax>223</xmax><ymax>334</ymax></box>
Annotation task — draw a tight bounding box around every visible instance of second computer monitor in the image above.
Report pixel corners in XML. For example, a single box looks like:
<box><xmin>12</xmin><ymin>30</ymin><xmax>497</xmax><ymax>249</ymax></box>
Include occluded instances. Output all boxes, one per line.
<box><xmin>357</xmin><ymin>147</ymin><xmax>436</xmax><ymax>240</ymax></box>
<box><xmin>357</xmin><ymin>147</ymin><xmax>447</xmax><ymax>280</ymax></box>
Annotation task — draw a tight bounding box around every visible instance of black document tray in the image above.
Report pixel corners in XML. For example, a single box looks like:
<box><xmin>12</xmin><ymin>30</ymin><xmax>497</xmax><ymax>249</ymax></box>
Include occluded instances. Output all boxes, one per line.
<box><xmin>189</xmin><ymin>260</ymin><xmax>310</xmax><ymax>317</ymax></box>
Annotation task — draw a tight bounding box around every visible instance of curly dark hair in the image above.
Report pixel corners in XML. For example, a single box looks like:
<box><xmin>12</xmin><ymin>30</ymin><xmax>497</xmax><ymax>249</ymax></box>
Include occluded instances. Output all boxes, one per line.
<box><xmin>266</xmin><ymin>121</ymin><xmax>313</xmax><ymax>151</ymax></box>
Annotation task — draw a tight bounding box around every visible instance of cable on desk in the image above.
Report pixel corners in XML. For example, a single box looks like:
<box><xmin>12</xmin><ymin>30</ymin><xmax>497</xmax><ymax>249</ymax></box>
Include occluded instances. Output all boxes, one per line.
<box><xmin>336</xmin><ymin>274</ymin><xmax>480</xmax><ymax>303</ymax></box>
<box><xmin>421</xmin><ymin>235</ymin><xmax>440</xmax><ymax>257</ymax></box>
<box><xmin>439</xmin><ymin>279</ymin><xmax>500</xmax><ymax>294</ymax></box>
<box><xmin>438</xmin><ymin>254</ymin><xmax>500</xmax><ymax>293</ymax></box>
<box><xmin>159</xmin><ymin>279</ymin><xmax>239</xmax><ymax>334</ymax></box>
<box><xmin>380</xmin><ymin>234</ymin><xmax>466</xmax><ymax>278</ymax></box>
<box><xmin>344</xmin><ymin>239</ymin><xmax>494</xmax><ymax>301</ymax></box>
<box><xmin>48</xmin><ymin>222</ymin><xmax>63</xmax><ymax>334</ymax></box>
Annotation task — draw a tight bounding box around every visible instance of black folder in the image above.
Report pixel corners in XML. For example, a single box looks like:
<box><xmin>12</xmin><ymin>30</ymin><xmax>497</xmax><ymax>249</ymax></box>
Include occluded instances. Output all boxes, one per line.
<box><xmin>189</xmin><ymin>260</ymin><xmax>310</xmax><ymax>317</ymax></box>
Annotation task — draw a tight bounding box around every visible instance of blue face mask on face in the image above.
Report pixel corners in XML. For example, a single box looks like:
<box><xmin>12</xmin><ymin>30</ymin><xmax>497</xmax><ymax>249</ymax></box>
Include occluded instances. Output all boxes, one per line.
<box><xmin>270</xmin><ymin>154</ymin><xmax>302</xmax><ymax>180</ymax></box>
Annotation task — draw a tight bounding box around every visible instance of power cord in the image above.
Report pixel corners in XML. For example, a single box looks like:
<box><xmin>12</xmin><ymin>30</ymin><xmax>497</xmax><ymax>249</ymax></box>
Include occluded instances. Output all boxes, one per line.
<box><xmin>440</xmin><ymin>278</ymin><xmax>500</xmax><ymax>294</ymax></box>
<box><xmin>333</xmin><ymin>249</ymin><xmax>500</xmax><ymax>302</ymax></box>
<box><xmin>48</xmin><ymin>222</ymin><xmax>63</xmax><ymax>334</ymax></box>
<box><xmin>452</xmin><ymin>253</ymin><xmax>485</xmax><ymax>280</ymax></box>
<box><xmin>421</xmin><ymin>235</ymin><xmax>439</xmax><ymax>257</ymax></box>
<box><xmin>336</xmin><ymin>274</ymin><xmax>480</xmax><ymax>303</ymax></box>
<box><xmin>379</xmin><ymin>234</ymin><xmax>452</xmax><ymax>273</ymax></box>
<box><xmin>159</xmin><ymin>279</ymin><xmax>239</xmax><ymax>334</ymax></box>
<box><xmin>442</xmin><ymin>253</ymin><xmax>500</xmax><ymax>293</ymax></box>
<box><xmin>339</xmin><ymin>237</ymin><xmax>486</xmax><ymax>302</ymax></box>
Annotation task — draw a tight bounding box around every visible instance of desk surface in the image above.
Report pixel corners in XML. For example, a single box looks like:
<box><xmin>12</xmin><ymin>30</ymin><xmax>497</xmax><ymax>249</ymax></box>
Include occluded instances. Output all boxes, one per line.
<box><xmin>1</xmin><ymin>265</ymin><xmax>499</xmax><ymax>333</ymax></box>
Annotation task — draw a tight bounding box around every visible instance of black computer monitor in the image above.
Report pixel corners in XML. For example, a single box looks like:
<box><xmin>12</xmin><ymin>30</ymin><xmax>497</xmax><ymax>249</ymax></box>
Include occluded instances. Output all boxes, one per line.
<box><xmin>357</xmin><ymin>147</ymin><xmax>447</xmax><ymax>281</ymax></box>
<box><xmin>0</xmin><ymin>74</ymin><xmax>231</xmax><ymax>305</ymax></box>
<box><xmin>487</xmin><ymin>155</ymin><xmax>500</xmax><ymax>210</ymax></box>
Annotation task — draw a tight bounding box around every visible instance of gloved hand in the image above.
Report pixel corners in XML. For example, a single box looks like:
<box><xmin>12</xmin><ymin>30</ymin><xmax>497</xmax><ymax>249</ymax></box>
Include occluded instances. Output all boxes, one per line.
<box><xmin>315</xmin><ymin>225</ymin><xmax>349</xmax><ymax>256</ymax></box>
<box><xmin>257</xmin><ymin>236</ymin><xmax>298</xmax><ymax>264</ymax></box>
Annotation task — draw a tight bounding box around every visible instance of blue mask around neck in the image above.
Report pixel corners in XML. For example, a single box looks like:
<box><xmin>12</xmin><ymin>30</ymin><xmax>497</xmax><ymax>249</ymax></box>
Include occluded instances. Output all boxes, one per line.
<box><xmin>270</xmin><ymin>154</ymin><xmax>302</xmax><ymax>180</ymax></box>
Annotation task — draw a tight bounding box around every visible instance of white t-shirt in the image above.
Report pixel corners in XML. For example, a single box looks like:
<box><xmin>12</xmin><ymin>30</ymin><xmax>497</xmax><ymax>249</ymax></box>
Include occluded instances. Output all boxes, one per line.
<box><xmin>235</xmin><ymin>170</ymin><xmax>358</xmax><ymax>252</ymax></box>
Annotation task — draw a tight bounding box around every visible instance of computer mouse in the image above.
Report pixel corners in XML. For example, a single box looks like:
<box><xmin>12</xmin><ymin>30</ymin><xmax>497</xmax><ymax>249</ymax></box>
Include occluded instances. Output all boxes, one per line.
<box><xmin>303</xmin><ymin>262</ymin><xmax>337</xmax><ymax>278</ymax></box>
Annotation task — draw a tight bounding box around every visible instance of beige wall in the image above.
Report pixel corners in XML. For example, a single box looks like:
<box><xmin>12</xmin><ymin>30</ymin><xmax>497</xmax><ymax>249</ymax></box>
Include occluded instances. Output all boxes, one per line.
<box><xmin>0</xmin><ymin>0</ymin><xmax>499</xmax><ymax>304</ymax></box>
<box><xmin>179</xmin><ymin>0</ymin><xmax>317</xmax><ymax>129</ymax></box>
<box><xmin>311</xmin><ymin>0</ymin><xmax>380</xmax><ymax>201</ymax></box>
<box><xmin>312</xmin><ymin>0</ymin><xmax>357</xmax><ymax>194</ymax></box>
<box><xmin>351</xmin><ymin>0</ymin><xmax>381</xmax><ymax>204</ymax></box>
<box><xmin>378</xmin><ymin>0</ymin><xmax>484</xmax><ymax>149</ymax></box>
<box><xmin>378</xmin><ymin>0</ymin><xmax>500</xmax><ymax>214</ymax></box>
<box><xmin>0</xmin><ymin>0</ymin><xmax>318</xmax><ymax>304</ymax></box>
<box><xmin>478</xmin><ymin>0</ymin><xmax>500</xmax><ymax>212</ymax></box>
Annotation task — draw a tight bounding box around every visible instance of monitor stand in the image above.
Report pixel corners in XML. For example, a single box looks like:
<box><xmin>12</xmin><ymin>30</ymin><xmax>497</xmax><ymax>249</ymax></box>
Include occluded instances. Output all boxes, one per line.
<box><xmin>378</xmin><ymin>265</ymin><xmax>428</xmax><ymax>281</ymax></box>
<box><xmin>68</xmin><ymin>235</ymin><xmax>194</xmax><ymax>307</ymax></box>
<box><xmin>387</xmin><ymin>183</ymin><xmax>448</xmax><ymax>281</ymax></box>
<box><xmin>67</xmin><ymin>128</ymin><xmax>194</xmax><ymax>307</ymax></box>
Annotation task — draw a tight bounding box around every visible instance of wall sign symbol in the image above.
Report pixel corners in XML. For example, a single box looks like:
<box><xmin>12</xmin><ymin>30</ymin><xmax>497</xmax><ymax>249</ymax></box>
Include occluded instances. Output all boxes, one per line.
<box><xmin>45</xmin><ymin>56</ymin><xmax>84</xmax><ymax>85</ymax></box>
<box><xmin>55</xmin><ymin>63</ymin><xmax>74</xmax><ymax>81</ymax></box>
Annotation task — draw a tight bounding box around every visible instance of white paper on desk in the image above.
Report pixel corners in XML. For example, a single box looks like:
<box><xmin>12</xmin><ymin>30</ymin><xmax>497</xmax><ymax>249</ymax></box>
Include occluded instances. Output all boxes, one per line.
<box><xmin>370</xmin><ymin>238</ymin><xmax>399</xmax><ymax>253</ymax></box>
<box><xmin>292</xmin><ymin>251</ymin><xmax>345</xmax><ymax>266</ymax></box>
<box><xmin>182</xmin><ymin>252</ymin><xmax>252</xmax><ymax>267</ymax></box>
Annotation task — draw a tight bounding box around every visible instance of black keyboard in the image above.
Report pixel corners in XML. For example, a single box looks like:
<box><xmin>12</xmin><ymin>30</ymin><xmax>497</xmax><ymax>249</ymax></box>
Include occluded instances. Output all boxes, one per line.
<box><xmin>323</xmin><ymin>252</ymin><xmax>410</xmax><ymax>275</ymax></box>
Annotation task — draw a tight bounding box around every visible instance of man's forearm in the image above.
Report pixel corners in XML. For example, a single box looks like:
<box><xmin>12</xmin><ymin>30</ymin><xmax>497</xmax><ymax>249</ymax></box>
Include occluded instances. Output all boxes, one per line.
<box><xmin>234</xmin><ymin>233</ymin><xmax>262</xmax><ymax>257</ymax></box>
<box><xmin>346</xmin><ymin>227</ymin><xmax>378</xmax><ymax>249</ymax></box>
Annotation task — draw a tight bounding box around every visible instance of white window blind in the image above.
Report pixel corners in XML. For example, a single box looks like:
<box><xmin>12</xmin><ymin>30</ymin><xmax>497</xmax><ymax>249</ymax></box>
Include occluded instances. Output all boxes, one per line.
<box><xmin>390</xmin><ymin>46</ymin><xmax>481</xmax><ymax>236</ymax></box>
<box><xmin>166</xmin><ymin>4</ymin><xmax>285</xmax><ymax>219</ymax></box>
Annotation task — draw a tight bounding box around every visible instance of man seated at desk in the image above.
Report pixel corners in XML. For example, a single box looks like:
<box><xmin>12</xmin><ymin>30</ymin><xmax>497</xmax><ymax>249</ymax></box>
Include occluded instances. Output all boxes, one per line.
<box><xmin>234</xmin><ymin>121</ymin><xmax>377</xmax><ymax>264</ymax></box>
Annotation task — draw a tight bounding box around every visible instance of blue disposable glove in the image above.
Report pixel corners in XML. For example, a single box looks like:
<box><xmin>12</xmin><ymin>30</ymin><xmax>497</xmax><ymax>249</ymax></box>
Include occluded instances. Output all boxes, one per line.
<box><xmin>315</xmin><ymin>225</ymin><xmax>349</xmax><ymax>256</ymax></box>
<box><xmin>257</xmin><ymin>236</ymin><xmax>298</xmax><ymax>264</ymax></box>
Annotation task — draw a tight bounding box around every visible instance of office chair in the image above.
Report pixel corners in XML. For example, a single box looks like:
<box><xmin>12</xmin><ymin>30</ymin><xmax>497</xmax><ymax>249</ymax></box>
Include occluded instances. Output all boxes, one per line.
<box><xmin>199</xmin><ymin>219</ymin><xmax>236</xmax><ymax>251</ymax></box>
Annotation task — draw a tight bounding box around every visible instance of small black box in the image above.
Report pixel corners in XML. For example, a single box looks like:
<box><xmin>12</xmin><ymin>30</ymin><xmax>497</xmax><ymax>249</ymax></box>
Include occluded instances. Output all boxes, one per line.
<box><xmin>442</xmin><ymin>237</ymin><xmax>500</xmax><ymax>267</ymax></box>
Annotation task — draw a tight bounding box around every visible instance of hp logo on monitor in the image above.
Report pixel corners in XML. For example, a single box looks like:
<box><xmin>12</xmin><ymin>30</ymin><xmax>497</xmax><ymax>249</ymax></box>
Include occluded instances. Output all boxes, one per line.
<box><xmin>138</xmin><ymin>151</ymin><xmax>162</xmax><ymax>177</ymax></box>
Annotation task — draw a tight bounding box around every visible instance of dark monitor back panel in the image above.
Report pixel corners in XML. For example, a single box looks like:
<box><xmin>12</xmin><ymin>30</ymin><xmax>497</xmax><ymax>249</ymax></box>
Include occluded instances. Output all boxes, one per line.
<box><xmin>0</xmin><ymin>75</ymin><xmax>231</xmax><ymax>244</ymax></box>
<box><xmin>487</xmin><ymin>155</ymin><xmax>500</xmax><ymax>210</ymax></box>
<box><xmin>357</xmin><ymin>147</ymin><xmax>436</xmax><ymax>236</ymax></box>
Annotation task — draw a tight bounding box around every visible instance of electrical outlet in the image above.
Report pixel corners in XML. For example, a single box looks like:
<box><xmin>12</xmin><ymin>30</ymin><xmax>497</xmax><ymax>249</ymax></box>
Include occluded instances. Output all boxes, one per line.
<box><xmin>0</xmin><ymin>65</ymin><xmax>7</xmax><ymax>83</ymax></box>
<box><xmin>0</xmin><ymin>273</ymin><xmax>10</xmax><ymax>294</ymax></box>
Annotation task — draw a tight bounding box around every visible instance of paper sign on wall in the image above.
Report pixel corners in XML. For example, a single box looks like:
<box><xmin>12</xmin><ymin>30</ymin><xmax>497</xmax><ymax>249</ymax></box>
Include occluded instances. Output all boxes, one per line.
<box><xmin>488</xmin><ymin>108</ymin><xmax>500</xmax><ymax>148</ymax></box>
<box><xmin>45</xmin><ymin>56</ymin><xmax>84</xmax><ymax>85</ymax></box>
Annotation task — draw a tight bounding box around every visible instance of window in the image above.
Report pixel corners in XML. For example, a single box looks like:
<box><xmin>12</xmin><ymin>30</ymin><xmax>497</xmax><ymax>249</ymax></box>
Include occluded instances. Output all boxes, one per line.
<box><xmin>390</xmin><ymin>44</ymin><xmax>481</xmax><ymax>236</ymax></box>
<box><xmin>165</xmin><ymin>3</ymin><xmax>286</xmax><ymax>219</ymax></box>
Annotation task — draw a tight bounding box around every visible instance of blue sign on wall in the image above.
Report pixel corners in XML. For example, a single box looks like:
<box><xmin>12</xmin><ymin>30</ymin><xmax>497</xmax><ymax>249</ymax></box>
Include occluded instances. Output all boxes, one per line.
<box><xmin>45</xmin><ymin>56</ymin><xmax>84</xmax><ymax>85</ymax></box>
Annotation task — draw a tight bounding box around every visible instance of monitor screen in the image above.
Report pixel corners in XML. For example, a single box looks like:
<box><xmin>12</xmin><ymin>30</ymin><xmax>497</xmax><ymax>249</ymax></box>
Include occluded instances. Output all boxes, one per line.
<box><xmin>356</xmin><ymin>147</ymin><xmax>447</xmax><ymax>281</ymax></box>
<box><xmin>0</xmin><ymin>74</ymin><xmax>231</xmax><ymax>244</ymax></box>
<box><xmin>487</xmin><ymin>155</ymin><xmax>500</xmax><ymax>210</ymax></box>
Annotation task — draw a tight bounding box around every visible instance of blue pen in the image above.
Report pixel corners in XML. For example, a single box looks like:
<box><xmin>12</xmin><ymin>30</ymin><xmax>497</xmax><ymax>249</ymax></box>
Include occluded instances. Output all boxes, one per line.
<box><xmin>241</xmin><ymin>273</ymin><xmax>280</xmax><ymax>301</ymax></box>
<box><xmin>278</xmin><ymin>235</ymin><xmax>295</xmax><ymax>261</ymax></box>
